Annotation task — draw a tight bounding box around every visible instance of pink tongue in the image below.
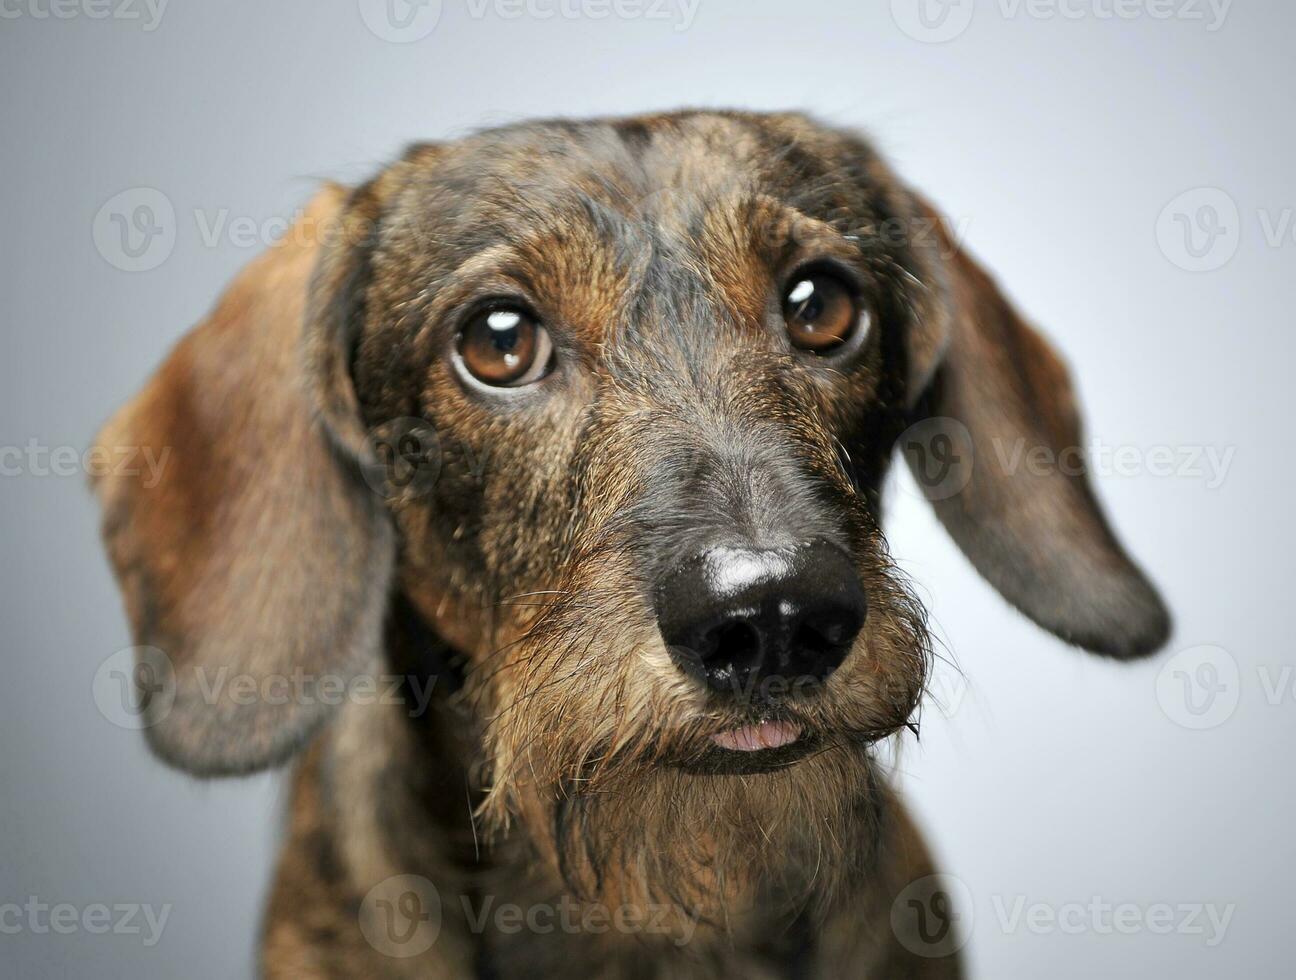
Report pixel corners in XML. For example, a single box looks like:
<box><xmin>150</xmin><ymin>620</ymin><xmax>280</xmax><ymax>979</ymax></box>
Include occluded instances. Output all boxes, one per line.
<box><xmin>711</xmin><ymin>720</ymin><xmax>802</xmax><ymax>752</ymax></box>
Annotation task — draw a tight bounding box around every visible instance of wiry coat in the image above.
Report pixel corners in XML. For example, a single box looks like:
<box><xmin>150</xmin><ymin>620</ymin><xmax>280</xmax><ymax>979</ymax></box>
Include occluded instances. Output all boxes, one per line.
<box><xmin>93</xmin><ymin>110</ymin><xmax>1168</xmax><ymax>978</ymax></box>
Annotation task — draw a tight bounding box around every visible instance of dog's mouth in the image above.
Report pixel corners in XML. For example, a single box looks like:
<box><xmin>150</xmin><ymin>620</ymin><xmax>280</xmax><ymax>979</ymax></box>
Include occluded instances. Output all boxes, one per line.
<box><xmin>663</xmin><ymin>708</ymin><xmax>911</xmax><ymax>775</ymax></box>
<box><xmin>674</xmin><ymin>718</ymin><xmax>820</xmax><ymax>775</ymax></box>
<box><xmin>709</xmin><ymin>718</ymin><xmax>803</xmax><ymax>752</ymax></box>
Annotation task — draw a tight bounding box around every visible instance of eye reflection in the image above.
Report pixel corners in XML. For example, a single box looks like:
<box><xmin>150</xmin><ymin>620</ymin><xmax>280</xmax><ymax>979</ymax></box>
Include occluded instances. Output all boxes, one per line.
<box><xmin>782</xmin><ymin>273</ymin><xmax>862</xmax><ymax>352</ymax></box>
<box><xmin>456</xmin><ymin>306</ymin><xmax>554</xmax><ymax>387</ymax></box>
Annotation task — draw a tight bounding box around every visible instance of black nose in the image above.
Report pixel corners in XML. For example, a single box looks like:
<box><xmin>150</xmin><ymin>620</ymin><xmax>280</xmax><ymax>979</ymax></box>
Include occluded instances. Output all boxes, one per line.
<box><xmin>655</xmin><ymin>540</ymin><xmax>867</xmax><ymax>698</ymax></box>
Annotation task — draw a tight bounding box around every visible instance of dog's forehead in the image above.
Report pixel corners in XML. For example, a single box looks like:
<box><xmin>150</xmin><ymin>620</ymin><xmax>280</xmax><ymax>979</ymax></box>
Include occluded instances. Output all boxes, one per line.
<box><xmin>382</xmin><ymin>113</ymin><xmax>894</xmax><ymax>355</ymax></box>
<box><xmin>442</xmin><ymin>113</ymin><xmax>794</xmax><ymax>199</ymax></box>
<box><xmin>415</xmin><ymin>121</ymin><xmax>762</xmax><ymax>248</ymax></box>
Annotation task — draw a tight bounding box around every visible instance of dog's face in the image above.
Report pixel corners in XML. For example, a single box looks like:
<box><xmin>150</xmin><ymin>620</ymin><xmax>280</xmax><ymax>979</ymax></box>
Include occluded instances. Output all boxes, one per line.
<box><xmin>95</xmin><ymin>110</ymin><xmax>1169</xmax><ymax>918</ymax></box>
<box><xmin>353</xmin><ymin>114</ymin><xmax>932</xmax><ymax>756</ymax></box>
<box><xmin>344</xmin><ymin>114</ymin><xmax>938</xmax><ymax>908</ymax></box>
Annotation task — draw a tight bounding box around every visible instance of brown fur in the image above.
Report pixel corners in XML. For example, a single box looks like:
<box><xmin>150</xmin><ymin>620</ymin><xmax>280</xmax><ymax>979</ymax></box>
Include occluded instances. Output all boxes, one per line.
<box><xmin>92</xmin><ymin>110</ymin><xmax>1169</xmax><ymax>978</ymax></box>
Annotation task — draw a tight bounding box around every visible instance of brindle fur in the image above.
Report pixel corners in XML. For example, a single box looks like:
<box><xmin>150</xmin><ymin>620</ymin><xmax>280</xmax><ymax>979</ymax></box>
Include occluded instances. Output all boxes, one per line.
<box><xmin>93</xmin><ymin>110</ymin><xmax>1169</xmax><ymax>978</ymax></box>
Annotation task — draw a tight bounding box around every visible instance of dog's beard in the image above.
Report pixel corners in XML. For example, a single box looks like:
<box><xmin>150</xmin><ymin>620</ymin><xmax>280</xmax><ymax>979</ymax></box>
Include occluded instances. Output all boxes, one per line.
<box><xmin>471</xmin><ymin>550</ymin><xmax>929</xmax><ymax>930</ymax></box>
<box><xmin>546</xmin><ymin>740</ymin><xmax>885</xmax><ymax>926</ymax></box>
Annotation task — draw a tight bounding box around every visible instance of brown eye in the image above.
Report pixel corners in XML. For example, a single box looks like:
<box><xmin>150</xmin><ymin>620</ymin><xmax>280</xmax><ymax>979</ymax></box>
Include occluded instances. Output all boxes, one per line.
<box><xmin>782</xmin><ymin>273</ymin><xmax>862</xmax><ymax>352</ymax></box>
<box><xmin>456</xmin><ymin>307</ymin><xmax>554</xmax><ymax>387</ymax></box>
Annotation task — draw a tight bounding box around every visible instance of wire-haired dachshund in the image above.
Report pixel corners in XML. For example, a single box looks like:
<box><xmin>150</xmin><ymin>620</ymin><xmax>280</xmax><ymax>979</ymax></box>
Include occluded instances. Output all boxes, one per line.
<box><xmin>93</xmin><ymin>109</ymin><xmax>1169</xmax><ymax>978</ymax></box>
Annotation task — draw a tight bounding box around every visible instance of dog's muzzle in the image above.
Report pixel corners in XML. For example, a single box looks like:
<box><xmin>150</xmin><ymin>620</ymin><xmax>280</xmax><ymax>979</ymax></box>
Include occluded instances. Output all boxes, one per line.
<box><xmin>654</xmin><ymin>539</ymin><xmax>867</xmax><ymax>699</ymax></box>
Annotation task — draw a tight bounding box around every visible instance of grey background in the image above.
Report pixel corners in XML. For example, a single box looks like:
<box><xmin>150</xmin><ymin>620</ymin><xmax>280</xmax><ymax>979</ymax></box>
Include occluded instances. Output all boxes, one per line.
<box><xmin>1</xmin><ymin>1</ymin><xmax>1291</xmax><ymax>977</ymax></box>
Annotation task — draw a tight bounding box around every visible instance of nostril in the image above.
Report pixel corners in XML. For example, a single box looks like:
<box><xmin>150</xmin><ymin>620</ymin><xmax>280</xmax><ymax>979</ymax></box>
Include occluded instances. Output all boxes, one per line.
<box><xmin>704</xmin><ymin>619</ymin><xmax>762</xmax><ymax>679</ymax></box>
<box><xmin>793</xmin><ymin>618</ymin><xmax>840</xmax><ymax>658</ymax></box>
<box><xmin>795</xmin><ymin>607</ymin><xmax>864</xmax><ymax>655</ymax></box>
<box><xmin>655</xmin><ymin>540</ymin><xmax>867</xmax><ymax>696</ymax></box>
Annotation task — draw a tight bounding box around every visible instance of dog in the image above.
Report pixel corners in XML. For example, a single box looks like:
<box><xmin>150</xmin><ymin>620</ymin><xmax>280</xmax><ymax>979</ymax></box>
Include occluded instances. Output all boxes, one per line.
<box><xmin>93</xmin><ymin>109</ymin><xmax>1170</xmax><ymax>978</ymax></box>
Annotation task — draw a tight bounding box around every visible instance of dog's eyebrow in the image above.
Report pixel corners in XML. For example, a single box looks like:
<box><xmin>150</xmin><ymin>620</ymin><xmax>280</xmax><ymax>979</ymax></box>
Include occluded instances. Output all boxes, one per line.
<box><xmin>755</xmin><ymin>198</ymin><xmax>868</xmax><ymax>268</ymax></box>
<box><xmin>410</xmin><ymin>244</ymin><xmax>530</xmax><ymax>346</ymax></box>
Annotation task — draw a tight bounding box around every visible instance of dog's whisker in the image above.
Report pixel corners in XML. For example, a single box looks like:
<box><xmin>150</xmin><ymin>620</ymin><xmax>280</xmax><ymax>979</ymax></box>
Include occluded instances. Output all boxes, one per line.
<box><xmin>464</xmin><ymin>773</ymin><xmax>481</xmax><ymax>862</ymax></box>
<box><xmin>493</xmin><ymin>588</ymin><xmax>574</xmax><ymax>603</ymax></box>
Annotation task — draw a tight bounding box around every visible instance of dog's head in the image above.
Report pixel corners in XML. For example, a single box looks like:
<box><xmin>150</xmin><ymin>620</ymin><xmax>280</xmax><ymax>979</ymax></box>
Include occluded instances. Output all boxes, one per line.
<box><xmin>95</xmin><ymin>110</ymin><xmax>1168</xmax><ymax>916</ymax></box>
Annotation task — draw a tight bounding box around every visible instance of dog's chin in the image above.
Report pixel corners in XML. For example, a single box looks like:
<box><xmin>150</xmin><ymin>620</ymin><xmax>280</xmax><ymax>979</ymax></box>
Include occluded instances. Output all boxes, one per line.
<box><xmin>537</xmin><ymin>722</ymin><xmax>891</xmax><ymax>921</ymax></box>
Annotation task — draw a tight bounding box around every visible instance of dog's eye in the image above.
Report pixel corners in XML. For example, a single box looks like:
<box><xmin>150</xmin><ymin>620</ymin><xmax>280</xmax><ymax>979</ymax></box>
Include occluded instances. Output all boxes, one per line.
<box><xmin>782</xmin><ymin>273</ymin><xmax>863</xmax><ymax>352</ymax></box>
<box><xmin>456</xmin><ymin>307</ymin><xmax>554</xmax><ymax>387</ymax></box>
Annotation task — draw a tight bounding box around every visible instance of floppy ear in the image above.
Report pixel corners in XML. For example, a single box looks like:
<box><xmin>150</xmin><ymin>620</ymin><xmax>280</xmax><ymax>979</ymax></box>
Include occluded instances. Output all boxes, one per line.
<box><xmin>900</xmin><ymin>195</ymin><xmax>1170</xmax><ymax>659</ymax></box>
<box><xmin>93</xmin><ymin>184</ymin><xmax>396</xmax><ymax>775</ymax></box>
